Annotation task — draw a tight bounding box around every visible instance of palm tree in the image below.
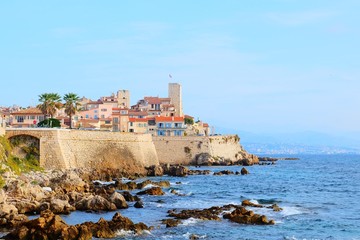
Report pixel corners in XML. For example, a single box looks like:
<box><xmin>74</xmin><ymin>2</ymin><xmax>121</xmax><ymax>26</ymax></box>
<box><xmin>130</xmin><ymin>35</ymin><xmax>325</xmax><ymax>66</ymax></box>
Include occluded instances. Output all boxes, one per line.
<box><xmin>37</xmin><ymin>93</ymin><xmax>62</xmax><ymax>119</ymax></box>
<box><xmin>63</xmin><ymin>93</ymin><xmax>80</xmax><ymax>129</ymax></box>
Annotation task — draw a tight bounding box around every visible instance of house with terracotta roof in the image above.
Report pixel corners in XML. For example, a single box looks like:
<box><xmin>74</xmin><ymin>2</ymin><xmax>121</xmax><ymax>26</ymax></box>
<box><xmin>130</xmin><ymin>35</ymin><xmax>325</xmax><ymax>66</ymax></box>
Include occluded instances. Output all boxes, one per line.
<box><xmin>155</xmin><ymin>116</ymin><xmax>185</xmax><ymax>136</ymax></box>
<box><xmin>10</xmin><ymin>108</ymin><xmax>45</xmax><ymax>128</ymax></box>
<box><xmin>128</xmin><ymin>118</ymin><xmax>148</xmax><ymax>133</ymax></box>
<box><xmin>112</xmin><ymin>108</ymin><xmax>129</xmax><ymax>132</ymax></box>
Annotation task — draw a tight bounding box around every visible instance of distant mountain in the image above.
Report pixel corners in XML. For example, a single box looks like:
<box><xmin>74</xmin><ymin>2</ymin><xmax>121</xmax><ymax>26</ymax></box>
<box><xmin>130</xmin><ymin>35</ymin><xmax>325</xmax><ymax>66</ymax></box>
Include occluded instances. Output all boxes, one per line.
<box><xmin>215</xmin><ymin>127</ymin><xmax>360</xmax><ymax>154</ymax></box>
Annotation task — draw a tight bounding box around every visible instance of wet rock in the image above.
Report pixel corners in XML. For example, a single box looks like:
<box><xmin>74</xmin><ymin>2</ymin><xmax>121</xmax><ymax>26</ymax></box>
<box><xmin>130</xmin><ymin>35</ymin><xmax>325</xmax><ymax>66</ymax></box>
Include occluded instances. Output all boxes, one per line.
<box><xmin>146</xmin><ymin>165</ymin><xmax>164</xmax><ymax>176</ymax></box>
<box><xmin>162</xmin><ymin>165</ymin><xmax>189</xmax><ymax>177</ymax></box>
<box><xmin>134</xmin><ymin>200</ymin><xmax>144</xmax><ymax>208</ymax></box>
<box><xmin>223</xmin><ymin>207</ymin><xmax>275</xmax><ymax>225</ymax></box>
<box><xmin>214</xmin><ymin>170</ymin><xmax>234</xmax><ymax>175</ymax></box>
<box><xmin>241</xmin><ymin>199</ymin><xmax>263</xmax><ymax>208</ymax></box>
<box><xmin>168</xmin><ymin>207</ymin><xmax>221</xmax><ymax>221</ymax></box>
<box><xmin>269</xmin><ymin>204</ymin><xmax>283</xmax><ymax>212</ymax></box>
<box><xmin>4</xmin><ymin>209</ymin><xmax>151</xmax><ymax>240</ymax></box>
<box><xmin>241</xmin><ymin>167</ymin><xmax>249</xmax><ymax>175</ymax></box>
<box><xmin>137</xmin><ymin>187</ymin><xmax>164</xmax><ymax>196</ymax></box>
<box><xmin>161</xmin><ymin>218</ymin><xmax>181</xmax><ymax>228</ymax></box>
<box><xmin>121</xmin><ymin>191</ymin><xmax>140</xmax><ymax>202</ymax></box>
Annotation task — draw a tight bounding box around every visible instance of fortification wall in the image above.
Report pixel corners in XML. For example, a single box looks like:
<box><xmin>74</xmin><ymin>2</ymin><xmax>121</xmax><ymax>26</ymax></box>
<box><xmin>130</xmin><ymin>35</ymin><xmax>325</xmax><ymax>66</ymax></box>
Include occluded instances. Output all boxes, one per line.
<box><xmin>6</xmin><ymin>129</ymin><xmax>159</xmax><ymax>174</ymax></box>
<box><xmin>55</xmin><ymin>130</ymin><xmax>159</xmax><ymax>174</ymax></box>
<box><xmin>153</xmin><ymin>135</ymin><xmax>243</xmax><ymax>165</ymax></box>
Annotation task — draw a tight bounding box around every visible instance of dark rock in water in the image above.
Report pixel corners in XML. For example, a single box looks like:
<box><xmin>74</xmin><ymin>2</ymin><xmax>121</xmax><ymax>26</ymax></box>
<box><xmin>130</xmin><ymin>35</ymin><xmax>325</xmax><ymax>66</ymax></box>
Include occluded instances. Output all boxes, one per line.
<box><xmin>223</xmin><ymin>207</ymin><xmax>275</xmax><ymax>225</ymax></box>
<box><xmin>4</xmin><ymin>209</ymin><xmax>152</xmax><ymax>240</ymax></box>
<box><xmin>241</xmin><ymin>199</ymin><xmax>262</xmax><ymax>208</ymax></box>
<box><xmin>269</xmin><ymin>204</ymin><xmax>283</xmax><ymax>212</ymax></box>
<box><xmin>162</xmin><ymin>165</ymin><xmax>189</xmax><ymax>177</ymax></box>
<box><xmin>161</xmin><ymin>218</ymin><xmax>181</xmax><ymax>228</ymax></box>
<box><xmin>121</xmin><ymin>191</ymin><xmax>140</xmax><ymax>202</ymax></box>
<box><xmin>214</xmin><ymin>170</ymin><xmax>234</xmax><ymax>175</ymax></box>
<box><xmin>168</xmin><ymin>207</ymin><xmax>221</xmax><ymax>221</ymax></box>
<box><xmin>137</xmin><ymin>187</ymin><xmax>164</xmax><ymax>196</ymax></box>
<box><xmin>134</xmin><ymin>200</ymin><xmax>144</xmax><ymax>208</ymax></box>
<box><xmin>189</xmin><ymin>233</ymin><xmax>200</xmax><ymax>239</ymax></box>
<box><xmin>241</xmin><ymin>167</ymin><xmax>249</xmax><ymax>175</ymax></box>
<box><xmin>146</xmin><ymin>165</ymin><xmax>164</xmax><ymax>176</ymax></box>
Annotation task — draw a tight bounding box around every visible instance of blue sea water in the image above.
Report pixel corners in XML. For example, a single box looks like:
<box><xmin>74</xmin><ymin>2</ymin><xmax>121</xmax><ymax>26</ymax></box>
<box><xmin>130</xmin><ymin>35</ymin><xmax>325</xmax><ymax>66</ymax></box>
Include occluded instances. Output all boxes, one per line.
<box><xmin>60</xmin><ymin>155</ymin><xmax>359</xmax><ymax>239</ymax></box>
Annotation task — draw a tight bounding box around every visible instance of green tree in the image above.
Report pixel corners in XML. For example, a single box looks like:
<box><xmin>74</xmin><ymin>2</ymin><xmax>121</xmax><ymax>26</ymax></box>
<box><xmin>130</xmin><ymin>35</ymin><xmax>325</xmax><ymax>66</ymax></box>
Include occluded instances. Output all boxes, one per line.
<box><xmin>37</xmin><ymin>93</ymin><xmax>62</xmax><ymax>119</ymax></box>
<box><xmin>63</xmin><ymin>93</ymin><xmax>80</xmax><ymax>129</ymax></box>
<box><xmin>184</xmin><ymin>117</ymin><xmax>194</xmax><ymax>125</ymax></box>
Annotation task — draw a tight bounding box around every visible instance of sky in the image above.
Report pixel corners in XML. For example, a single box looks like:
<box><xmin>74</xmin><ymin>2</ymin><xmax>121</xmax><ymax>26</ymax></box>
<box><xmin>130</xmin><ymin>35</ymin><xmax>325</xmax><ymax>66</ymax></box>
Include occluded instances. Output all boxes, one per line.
<box><xmin>1</xmin><ymin>0</ymin><xmax>359</xmax><ymax>141</ymax></box>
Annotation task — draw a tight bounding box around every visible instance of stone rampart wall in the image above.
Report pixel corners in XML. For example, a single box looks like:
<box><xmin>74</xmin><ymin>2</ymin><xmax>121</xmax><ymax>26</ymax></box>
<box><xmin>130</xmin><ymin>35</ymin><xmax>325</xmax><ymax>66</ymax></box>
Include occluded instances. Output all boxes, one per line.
<box><xmin>153</xmin><ymin>135</ymin><xmax>243</xmax><ymax>165</ymax></box>
<box><xmin>6</xmin><ymin>129</ymin><xmax>159</xmax><ymax>174</ymax></box>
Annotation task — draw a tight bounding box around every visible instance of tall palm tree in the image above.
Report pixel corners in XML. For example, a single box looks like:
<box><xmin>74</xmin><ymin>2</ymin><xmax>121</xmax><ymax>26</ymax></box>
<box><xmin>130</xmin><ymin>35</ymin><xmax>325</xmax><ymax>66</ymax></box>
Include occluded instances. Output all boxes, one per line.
<box><xmin>37</xmin><ymin>93</ymin><xmax>62</xmax><ymax>119</ymax></box>
<box><xmin>63</xmin><ymin>93</ymin><xmax>80</xmax><ymax>129</ymax></box>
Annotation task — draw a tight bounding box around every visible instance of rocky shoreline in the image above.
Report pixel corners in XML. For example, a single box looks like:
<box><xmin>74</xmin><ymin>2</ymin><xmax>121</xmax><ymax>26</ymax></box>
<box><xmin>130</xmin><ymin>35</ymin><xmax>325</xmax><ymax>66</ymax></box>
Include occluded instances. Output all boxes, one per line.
<box><xmin>0</xmin><ymin>161</ymin><xmax>280</xmax><ymax>240</ymax></box>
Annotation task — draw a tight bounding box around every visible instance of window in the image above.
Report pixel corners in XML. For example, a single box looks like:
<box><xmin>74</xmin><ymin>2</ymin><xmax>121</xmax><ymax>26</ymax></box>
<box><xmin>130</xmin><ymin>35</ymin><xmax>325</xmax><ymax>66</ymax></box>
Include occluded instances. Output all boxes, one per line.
<box><xmin>130</xmin><ymin>122</ymin><xmax>133</xmax><ymax>127</ymax></box>
<box><xmin>94</xmin><ymin>110</ymin><xmax>98</xmax><ymax>113</ymax></box>
<box><xmin>105</xmin><ymin>120</ymin><xmax>111</xmax><ymax>124</ymax></box>
<box><xmin>101</xmin><ymin>109</ymin><xmax>107</xmax><ymax>112</ymax></box>
<box><xmin>16</xmin><ymin>116</ymin><xmax>24</xmax><ymax>123</ymax></box>
<box><xmin>85</xmin><ymin>114</ymin><xmax>89</xmax><ymax>119</ymax></box>
<box><xmin>166</xmin><ymin>123</ymin><xmax>172</xmax><ymax>128</ymax></box>
<box><xmin>101</xmin><ymin>115</ymin><xmax>105</xmax><ymax>119</ymax></box>
<box><xmin>94</xmin><ymin>115</ymin><xmax>98</xmax><ymax>119</ymax></box>
<box><xmin>113</xmin><ymin>117</ymin><xmax>119</xmax><ymax>124</ymax></box>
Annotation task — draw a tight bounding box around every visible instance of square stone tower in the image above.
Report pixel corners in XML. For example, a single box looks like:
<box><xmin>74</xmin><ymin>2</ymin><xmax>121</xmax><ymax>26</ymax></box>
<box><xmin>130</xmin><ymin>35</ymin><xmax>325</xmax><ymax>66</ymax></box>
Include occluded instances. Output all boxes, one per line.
<box><xmin>168</xmin><ymin>83</ymin><xmax>183</xmax><ymax>116</ymax></box>
<box><xmin>117</xmin><ymin>90</ymin><xmax>130</xmax><ymax>108</ymax></box>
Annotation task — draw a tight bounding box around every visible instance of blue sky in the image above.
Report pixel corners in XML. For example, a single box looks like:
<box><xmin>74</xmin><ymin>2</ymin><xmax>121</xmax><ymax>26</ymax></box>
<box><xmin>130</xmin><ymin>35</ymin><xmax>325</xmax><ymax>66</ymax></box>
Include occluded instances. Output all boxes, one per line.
<box><xmin>1</xmin><ymin>0</ymin><xmax>359</xmax><ymax>139</ymax></box>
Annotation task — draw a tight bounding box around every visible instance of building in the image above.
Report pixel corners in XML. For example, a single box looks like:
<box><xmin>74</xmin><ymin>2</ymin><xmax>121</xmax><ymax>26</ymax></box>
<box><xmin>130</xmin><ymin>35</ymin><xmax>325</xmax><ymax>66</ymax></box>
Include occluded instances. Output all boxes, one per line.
<box><xmin>10</xmin><ymin>108</ymin><xmax>45</xmax><ymax>128</ymax></box>
<box><xmin>112</xmin><ymin>108</ymin><xmax>129</xmax><ymax>132</ymax></box>
<box><xmin>155</xmin><ymin>116</ymin><xmax>185</xmax><ymax>136</ymax></box>
<box><xmin>128</xmin><ymin>118</ymin><xmax>148</xmax><ymax>133</ymax></box>
<box><xmin>168</xmin><ymin>83</ymin><xmax>183</xmax><ymax>117</ymax></box>
<box><xmin>117</xmin><ymin>90</ymin><xmax>130</xmax><ymax>108</ymax></box>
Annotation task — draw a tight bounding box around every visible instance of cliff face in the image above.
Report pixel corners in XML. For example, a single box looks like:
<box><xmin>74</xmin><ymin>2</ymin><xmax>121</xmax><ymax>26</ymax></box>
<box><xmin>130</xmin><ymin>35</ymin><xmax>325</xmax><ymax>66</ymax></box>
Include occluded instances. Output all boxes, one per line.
<box><xmin>153</xmin><ymin>135</ymin><xmax>258</xmax><ymax>165</ymax></box>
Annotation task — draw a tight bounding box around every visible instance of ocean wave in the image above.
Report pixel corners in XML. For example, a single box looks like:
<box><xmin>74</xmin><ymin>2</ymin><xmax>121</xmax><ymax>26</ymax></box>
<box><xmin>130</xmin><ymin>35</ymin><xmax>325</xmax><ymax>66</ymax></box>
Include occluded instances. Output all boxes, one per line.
<box><xmin>182</xmin><ymin>232</ymin><xmax>207</xmax><ymax>239</ymax></box>
<box><xmin>92</xmin><ymin>180</ymin><xmax>115</xmax><ymax>185</ymax></box>
<box><xmin>180</xmin><ymin>217</ymin><xmax>201</xmax><ymax>226</ymax></box>
<box><xmin>280</xmin><ymin>206</ymin><xmax>305</xmax><ymax>216</ymax></box>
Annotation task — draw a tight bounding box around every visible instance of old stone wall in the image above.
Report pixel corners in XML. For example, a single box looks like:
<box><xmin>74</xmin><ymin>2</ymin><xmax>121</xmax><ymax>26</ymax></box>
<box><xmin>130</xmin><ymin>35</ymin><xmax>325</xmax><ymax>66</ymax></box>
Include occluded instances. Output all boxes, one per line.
<box><xmin>56</xmin><ymin>130</ymin><xmax>158</xmax><ymax>174</ymax></box>
<box><xmin>6</xmin><ymin>129</ymin><xmax>159</xmax><ymax>174</ymax></box>
<box><xmin>153</xmin><ymin>135</ymin><xmax>244</xmax><ymax>165</ymax></box>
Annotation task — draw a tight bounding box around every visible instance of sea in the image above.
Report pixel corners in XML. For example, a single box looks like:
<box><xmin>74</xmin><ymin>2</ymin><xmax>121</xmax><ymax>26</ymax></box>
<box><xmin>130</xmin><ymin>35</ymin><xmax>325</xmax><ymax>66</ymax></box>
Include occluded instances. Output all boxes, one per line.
<box><xmin>9</xmin><ymin>155</ymin><xmax>360</xmax><ymax>239</ymax></box>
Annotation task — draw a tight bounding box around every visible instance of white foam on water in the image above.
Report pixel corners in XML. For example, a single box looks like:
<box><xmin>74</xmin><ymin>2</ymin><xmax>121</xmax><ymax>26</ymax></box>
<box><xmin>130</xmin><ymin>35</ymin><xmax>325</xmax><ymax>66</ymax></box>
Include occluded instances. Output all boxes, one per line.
<box><xmin>180</xmin><ymin>217</ymin><xmax>201</xmax><ymax>226</ymax></box>
<box><xmin>92</xmin><ymin>180</ymin><xmax>115</xmax><ymax>185</ymax></box>
<box><xmin>182</xmin><ymin>232</ymin><xmax>207</xmax><ymax>239</ymax></box>
<box><xmin>143</xmin><ymin>183</ymin><xmax>157</xmax><ymax>189</ymax></box>
<box><xmin>115</xmin><ymin>229</ymin><xmax>136</xmax><ymax>237</ymax></box>
<box><xmin>280</xmin><ymin>206</ymin><xmax>304</xmax><ymax>216</ymax></box>
<box><xmin>249</xmin><ymin>199</ymin><xmax>260</xmax><ymax>205</ymax></box>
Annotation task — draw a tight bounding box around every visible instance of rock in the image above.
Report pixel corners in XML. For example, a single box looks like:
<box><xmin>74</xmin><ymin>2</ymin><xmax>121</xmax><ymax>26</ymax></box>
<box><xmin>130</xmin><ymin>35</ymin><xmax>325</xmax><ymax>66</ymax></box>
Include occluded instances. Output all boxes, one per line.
<box><xmin>189</xmin><ymin>234</ymin><xmax>200</xmax><ymax>239</ymax></box>
<box><xmin>241</xmin><ymin>167</ymin><xmax>249</xmax><ymax>175</ymax></box>
<box><xmin>121</xmin><ymin>191</ymin><xmax>140</xmax><ymax>202</ymax></box>
<box><xmin>214</xmin><ymin>170</ymin><xmax>234</xmax><ymax>175</ymax></box>
<box><xmin>269</xmin><ymin>204</ymin><xmax>283</xmax><ymax>212</ymax></box>
<box><xmin>108</xmin><ymin>192</ymin><xmax>128</xmax><ymax>209</ymax></box>
<box><xmin>241</xmin><ymin>199</ymin><xmax>262</xmax><ymax>208</ymax></box>
<box><xmin>168</xmin><ymin>207</ymin><xmax>221</xmax><ymax>221</ymax></box>
<box><xmin>161</xmin><ymin>219</ymin><xmax>181</xmax><ymax>228</ymax></box>
<box><xmin>163</xmin><ymin>165</ymin><xmax>189</xmax><ymax>177</ymax></box>
<box><xmin>14</xmin><ymin>200</ymin><xmax>40</xmax><ymax>214</ymax></box>
<box><xmin>134</xmin><ymin>200</ymin><xmax>144</xmax><ymax>208</ymax></box>
<box><xmin>223</xmin><ymin>207</ymin><xmax>275</xmax><ymax>225</ymax></box>
<box><xmin>147</xmin><ymin>165</ymin><xmax>164</xmax><ymax>176</ymax></box>
<box><xmin>75</xmin><ymin>195</ymin><xmax>117</xmax><ymax>212</ymax></box>
<box><xmin>4</xmin><ymin>210</ymin><xmax>151</xmax><ymax>240</ymax></box>
<box><xmin>137</xmin><ymin>187</ymin><xmax>164</xmax><ymax>196</ymax></box>
<box><xmin>50</xmin><ymin>198</ymin><xmax>75</xmax><ymax>214</ymax></box>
